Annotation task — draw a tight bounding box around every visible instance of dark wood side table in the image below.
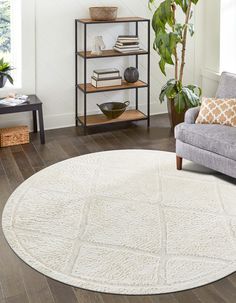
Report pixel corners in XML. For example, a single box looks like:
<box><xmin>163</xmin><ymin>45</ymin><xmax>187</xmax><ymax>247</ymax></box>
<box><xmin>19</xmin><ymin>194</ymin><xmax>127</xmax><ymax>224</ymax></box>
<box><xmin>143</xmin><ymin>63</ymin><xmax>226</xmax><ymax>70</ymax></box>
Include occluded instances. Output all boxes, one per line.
<box><xmin>0</xmin><ymin>95</ymin><xmax>45</xmax><ymax>144</ymax></box>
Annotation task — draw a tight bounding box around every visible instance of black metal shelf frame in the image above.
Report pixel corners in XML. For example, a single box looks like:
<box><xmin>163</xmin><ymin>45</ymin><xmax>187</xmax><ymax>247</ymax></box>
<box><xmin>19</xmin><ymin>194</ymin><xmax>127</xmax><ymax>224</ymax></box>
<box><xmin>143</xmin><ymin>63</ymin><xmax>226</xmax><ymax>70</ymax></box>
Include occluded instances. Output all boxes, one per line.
<box><xmin>75</xmin><ymin>18</ymin><xmax>151</xmax><ymax>134</ymax></box>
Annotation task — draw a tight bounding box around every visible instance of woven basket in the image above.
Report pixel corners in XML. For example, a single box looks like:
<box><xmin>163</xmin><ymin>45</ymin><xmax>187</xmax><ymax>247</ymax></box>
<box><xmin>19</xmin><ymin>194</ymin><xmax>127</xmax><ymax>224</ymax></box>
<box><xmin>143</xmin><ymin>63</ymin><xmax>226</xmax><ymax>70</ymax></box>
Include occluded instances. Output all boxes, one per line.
<box><xmin>0</xmin><ymin>126</ymin><xmax>29</xmax><ymax>147</ymax></box>
<box><xmin>89</xmin><ymin>7</ymin><xmax>118</xmax><ymax>21</ymax></box>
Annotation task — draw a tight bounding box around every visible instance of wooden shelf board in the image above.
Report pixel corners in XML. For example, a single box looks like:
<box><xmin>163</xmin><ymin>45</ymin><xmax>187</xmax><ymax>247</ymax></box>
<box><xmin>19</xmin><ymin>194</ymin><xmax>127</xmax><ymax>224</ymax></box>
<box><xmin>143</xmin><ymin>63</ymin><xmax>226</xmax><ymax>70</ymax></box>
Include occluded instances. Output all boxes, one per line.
<box><xmin>78</xmin><ymin>80</ymin><xmax>148</xmax><ymax>93</ymax></box>
<box><xmin>77</xmin><ymin>17</ymin><xmax>149</xmax><ymax>24</ymax></box>
<box><xmin>78</xmin><ymin>49</ymin><xmax>148</xmax><ymax>59</ymax></box>
<box><xmin>78</xmin><ymin>110</ymin><xmax>147</xmax><ymax>126</ymax></box>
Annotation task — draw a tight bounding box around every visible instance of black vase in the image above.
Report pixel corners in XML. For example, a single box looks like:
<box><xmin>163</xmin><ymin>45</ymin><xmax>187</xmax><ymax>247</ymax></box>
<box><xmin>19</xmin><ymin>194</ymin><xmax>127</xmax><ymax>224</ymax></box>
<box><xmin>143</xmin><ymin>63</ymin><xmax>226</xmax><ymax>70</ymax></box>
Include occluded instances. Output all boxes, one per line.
<box><xmin>124</xmin><ymin>67</ymin><xmax>139</xmax><ymax>83</ymax></box>
<box><xmin>0</xmin><ymin>76</ymin><xmax>7</xmax><ymax>88</ymax></box>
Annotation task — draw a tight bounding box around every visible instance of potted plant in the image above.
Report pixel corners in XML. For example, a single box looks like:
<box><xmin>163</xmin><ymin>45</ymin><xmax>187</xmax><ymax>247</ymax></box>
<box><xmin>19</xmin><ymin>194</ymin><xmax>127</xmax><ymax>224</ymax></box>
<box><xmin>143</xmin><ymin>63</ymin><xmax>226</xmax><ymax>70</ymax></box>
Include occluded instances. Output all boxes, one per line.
<box><xmin>0</xmin><ymin>58</ymin><xmax>14</xmax><ymax>88</ymax></box>
<box><xmin>149</xmin><ymin>0</ymin><xmax>201</xmax><ymax>128</ymax></box>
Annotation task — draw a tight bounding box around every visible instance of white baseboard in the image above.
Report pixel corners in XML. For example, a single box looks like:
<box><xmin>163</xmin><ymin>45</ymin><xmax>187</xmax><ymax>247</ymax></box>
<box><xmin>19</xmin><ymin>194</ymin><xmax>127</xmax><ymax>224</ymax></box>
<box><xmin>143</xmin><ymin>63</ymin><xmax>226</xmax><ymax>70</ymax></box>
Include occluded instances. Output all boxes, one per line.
<box><xmin>0</xmin><ymin>112</ymin><xmax>75</xmax><ymax>132</ymax></box>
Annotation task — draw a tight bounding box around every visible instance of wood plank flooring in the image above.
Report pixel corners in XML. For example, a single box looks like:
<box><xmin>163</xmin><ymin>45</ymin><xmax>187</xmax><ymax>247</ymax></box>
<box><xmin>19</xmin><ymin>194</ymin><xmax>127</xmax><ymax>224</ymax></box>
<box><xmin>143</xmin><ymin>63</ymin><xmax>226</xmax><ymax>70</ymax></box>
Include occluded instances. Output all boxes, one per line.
<box><xmin>0</xmin><ymin>114</ymin><xmax>235</xmax><ymax>303</ymax></box>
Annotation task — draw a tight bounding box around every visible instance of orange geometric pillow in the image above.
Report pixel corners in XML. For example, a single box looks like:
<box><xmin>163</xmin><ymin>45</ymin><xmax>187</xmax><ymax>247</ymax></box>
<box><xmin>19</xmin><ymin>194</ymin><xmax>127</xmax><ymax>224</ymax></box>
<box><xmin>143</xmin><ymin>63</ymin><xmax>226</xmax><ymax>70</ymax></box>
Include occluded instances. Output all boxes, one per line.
<box><xmin>196</xmin><ymin>97</ymin><xmax>236</xmax><ymax>127</ymax></box>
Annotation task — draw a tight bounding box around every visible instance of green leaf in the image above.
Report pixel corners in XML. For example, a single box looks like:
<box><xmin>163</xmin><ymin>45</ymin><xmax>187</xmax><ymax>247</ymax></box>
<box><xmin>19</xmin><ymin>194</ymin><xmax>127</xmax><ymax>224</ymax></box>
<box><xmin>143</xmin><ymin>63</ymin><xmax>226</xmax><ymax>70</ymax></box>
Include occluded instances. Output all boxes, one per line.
<box><xmin>175</xmin><ymin>0</ymin><xmax>189</xmax><ymax>13</ymax></box>
<box><xmin>182</xmin><ymin>87</ymin><xmax>200</xmax><ymax>107</ymax></box>
<box><xmin>174</xmin><ymin>23</ymin><xmax>184</xmax><ymax>39</ymax></box>
<box><xmin>159</xmin><ymin>80</ymin><xmax>178</xmax><ymax>103</ymax></box>
<box><xmin>165</xmin><ymin>84</ymin><xmax>178</xmax><ymax>99</ymax></box>
<box><xmin>0</xmin><ymin>72</ymin><xmax>14</xmax><ymax>85</ymax></box>
<box><xmin>153</xmin><ymin>31</ymin><xmax>180</xmax><ymax>75</ymax></box>
<box><xmin>159</xmin><ymin>58</ymin><xmax>167</xmax><ymax>75</ymax></box>
<box><xmin>167</xmin><ymin>78</ymin><xmax>176</xmax><ymax>85</ymax></box>
<box><xmin>6</xmin><ymin>74</ymin><xmax>14</xmax><ymax>85</ymax></box>
<box><xmin>186</xmin><ymin>84</ymin><xmax>202</xmax><ymax>97</ymax></box>
<box><xmin>0</xmin><ymin>57</ymin><xmax>12</xmax><ymax>72</ymax></box>
<box><xmin>152</xmin><ymin>0</ymin><xmax>175</xmax><ymax>32</ymax></box>
<box><xmin>176</xmin><ymin>80</ymin><xmax>183</xmax><ymax>92</ymax></box>
<box><xmin>174</xmin><ymin>92</ymin><xmax>186</xmax><ymax>113</ymax></box>
<box><xmin>187</xmin><ymin>23</ymin><xmax>194</xmax><ymax>36</ymax></box>
<box><xmin>160</xmin><ymin>87</ymin><xmax>168</xmax><ymax>103</ymax></box>
<box><xmin>148</xmin><ymin>0</ymin><xmax>156</xmax><ymax>10</ymax></box>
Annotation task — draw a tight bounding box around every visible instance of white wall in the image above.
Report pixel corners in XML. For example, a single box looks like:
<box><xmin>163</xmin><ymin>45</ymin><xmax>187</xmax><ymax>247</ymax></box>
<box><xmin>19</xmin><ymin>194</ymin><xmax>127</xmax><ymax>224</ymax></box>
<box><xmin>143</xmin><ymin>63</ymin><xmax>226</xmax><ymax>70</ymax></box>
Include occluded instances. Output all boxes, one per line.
<box><xmin>220</xmin><ymin>0</ymin><xmax>236</xmax><ymax>73</ymax></box>
<box><xmin>0</xmin><ymin>0</ymin><xmax>221</xmax><ymax>130</ymax></box>
<box><xmin>35</xmin><ymin>0</ymin><xmax>204</xmax><ymax>130</ymax></box>
<box><xmin>200</xmin><ymin>0</ymin><xmax>221</xmax><ymax>97</ymax></box>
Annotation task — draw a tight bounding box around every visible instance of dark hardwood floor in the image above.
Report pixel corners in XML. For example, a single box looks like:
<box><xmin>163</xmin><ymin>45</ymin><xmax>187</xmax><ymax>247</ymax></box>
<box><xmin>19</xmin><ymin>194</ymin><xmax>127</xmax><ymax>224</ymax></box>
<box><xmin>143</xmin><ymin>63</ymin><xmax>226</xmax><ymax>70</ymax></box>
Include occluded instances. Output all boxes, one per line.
<box><xmin>0</xmin><ymin>114</ymin><xmax>235</xmax><ymax>303</ymax></box>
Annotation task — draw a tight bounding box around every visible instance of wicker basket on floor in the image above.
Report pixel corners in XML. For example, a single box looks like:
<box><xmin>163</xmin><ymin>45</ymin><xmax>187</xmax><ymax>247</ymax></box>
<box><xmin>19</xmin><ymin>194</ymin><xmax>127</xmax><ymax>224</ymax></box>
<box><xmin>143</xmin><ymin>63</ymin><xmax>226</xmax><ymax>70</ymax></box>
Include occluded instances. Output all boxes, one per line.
<box><xmin>0</xmin><ymin>126</ymin><xmax>29</xmax><ymax>147</ymax></box>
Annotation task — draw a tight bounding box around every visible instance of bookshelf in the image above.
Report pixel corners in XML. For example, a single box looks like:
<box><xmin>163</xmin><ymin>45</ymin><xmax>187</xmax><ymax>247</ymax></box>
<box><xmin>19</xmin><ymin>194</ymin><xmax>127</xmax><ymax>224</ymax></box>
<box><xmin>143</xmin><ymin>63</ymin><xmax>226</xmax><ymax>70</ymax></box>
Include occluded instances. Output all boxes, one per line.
<box><xmin>75</xmin><ymin>17</ymin><xmax>151</xmax><ymax>134</ymax></box>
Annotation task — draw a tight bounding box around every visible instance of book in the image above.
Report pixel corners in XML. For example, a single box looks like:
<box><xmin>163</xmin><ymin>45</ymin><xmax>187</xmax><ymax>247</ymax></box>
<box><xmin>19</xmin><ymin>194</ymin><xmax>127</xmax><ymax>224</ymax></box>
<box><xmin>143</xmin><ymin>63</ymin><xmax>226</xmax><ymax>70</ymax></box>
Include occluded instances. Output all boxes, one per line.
<box><xmin>115</xmin><ymin>44</ymin><xmax>140</xmax><ymax>49</ymax></box>
<box><xmin>116</xmin><ymin>42</ymin><xmax>139</xmax><ymax>46</ymax></box>
<box><xmin>91</xmin><ymin>76</ymin><xmax>122</xmax><ymax>88</ymax></box>
<box><xmin>114</xmin><ymin>47</ymin><xmax>141</xmax><ymax>53</ymax></box>
<box><xmin>118</xmin><ymin>35</ymin><xmax>138</xmax><ymax>39</ymax></box>
<box><xmin>117</xmin><ymin>39</ymin><xmax>139</xmax><ymax>43</ymax></box>
<box><xmin>93</xmin><ymin>71</ymin><xmax>120</xmax><ymax>79</ymax></box>
<box><xmin>93</xmin><ymin>68</ymin><xmax>120</xmax><ymax>79</ymax></box>
<box><xmin>93</xmin><ymin>68</ymin><xmax>119</xmax><ymax>74</ymax></box>
<box><xmin>0</xmin><ymin>95</ymin><xmax>29</xmax><ymax>107</ymax></box>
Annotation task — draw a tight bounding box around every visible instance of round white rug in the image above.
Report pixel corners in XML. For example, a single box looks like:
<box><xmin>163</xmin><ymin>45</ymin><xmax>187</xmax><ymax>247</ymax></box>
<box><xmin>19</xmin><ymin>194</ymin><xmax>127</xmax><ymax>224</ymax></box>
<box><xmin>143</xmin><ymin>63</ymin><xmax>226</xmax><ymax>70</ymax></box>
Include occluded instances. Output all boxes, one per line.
<box><xmin>2</xmin><ymin>150</ymin><xmax>236</xmax><ymax>295</ymax></box>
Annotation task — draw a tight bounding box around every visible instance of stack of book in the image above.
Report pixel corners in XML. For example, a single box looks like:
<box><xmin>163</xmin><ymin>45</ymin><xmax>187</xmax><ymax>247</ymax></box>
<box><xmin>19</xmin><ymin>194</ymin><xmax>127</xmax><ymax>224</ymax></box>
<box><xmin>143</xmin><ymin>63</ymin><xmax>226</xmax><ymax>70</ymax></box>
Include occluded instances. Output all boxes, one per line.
<box><xmin>114</xmin><ymin>35</ymin><xmax>140</xmax><ymax>53</ymax></box>
<box><xmin>91</xmin><ymin>68</ymin><xmax>122</xmax><ymax>88</ymax></box>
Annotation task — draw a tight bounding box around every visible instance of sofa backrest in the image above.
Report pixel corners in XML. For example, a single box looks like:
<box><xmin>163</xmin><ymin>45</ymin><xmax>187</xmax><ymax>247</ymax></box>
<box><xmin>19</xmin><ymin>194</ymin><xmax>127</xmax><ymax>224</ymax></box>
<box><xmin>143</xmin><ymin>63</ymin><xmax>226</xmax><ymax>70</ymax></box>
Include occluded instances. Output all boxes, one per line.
<box><xmin>216</xmin><ymin>72</ymin><xmax>236</xmax><ymax>98</ymax></box>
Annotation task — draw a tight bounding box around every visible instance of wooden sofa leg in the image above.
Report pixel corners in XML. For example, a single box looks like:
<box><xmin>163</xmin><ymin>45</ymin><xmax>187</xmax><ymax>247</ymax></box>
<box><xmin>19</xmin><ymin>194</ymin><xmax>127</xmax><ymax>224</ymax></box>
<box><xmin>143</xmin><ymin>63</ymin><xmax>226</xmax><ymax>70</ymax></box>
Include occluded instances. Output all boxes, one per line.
<box><xmin>176</xmin><ymin>156</ymin><xmax>183</xmax><ymax>170</ymax></box>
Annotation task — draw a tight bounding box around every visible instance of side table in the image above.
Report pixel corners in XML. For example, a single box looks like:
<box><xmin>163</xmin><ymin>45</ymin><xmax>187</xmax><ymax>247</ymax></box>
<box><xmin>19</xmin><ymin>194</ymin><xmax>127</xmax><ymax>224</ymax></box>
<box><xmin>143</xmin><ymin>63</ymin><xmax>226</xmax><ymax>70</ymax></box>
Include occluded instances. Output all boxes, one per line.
<box><xmin>0</xmin><ymin>95</ymin><xmax>45</xmax><ymax>144</ymax></box>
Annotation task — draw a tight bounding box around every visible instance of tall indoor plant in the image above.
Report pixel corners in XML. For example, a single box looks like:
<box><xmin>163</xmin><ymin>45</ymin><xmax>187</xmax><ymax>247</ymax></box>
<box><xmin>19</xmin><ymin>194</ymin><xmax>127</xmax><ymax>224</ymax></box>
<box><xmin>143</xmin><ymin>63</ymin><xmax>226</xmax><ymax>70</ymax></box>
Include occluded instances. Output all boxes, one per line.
<box><xmin>149</xmin><ymin>0</ymin><xmax>201</xmax><ymax>127</ymax></box>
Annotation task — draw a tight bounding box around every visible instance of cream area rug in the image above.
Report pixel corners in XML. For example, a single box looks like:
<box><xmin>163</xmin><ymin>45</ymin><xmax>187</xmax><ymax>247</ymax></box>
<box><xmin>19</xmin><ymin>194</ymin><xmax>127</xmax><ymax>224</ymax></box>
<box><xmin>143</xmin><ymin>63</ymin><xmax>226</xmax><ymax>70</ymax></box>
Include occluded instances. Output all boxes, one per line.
<box><xmin>2</xmin><ymin>150</ymin><xmax>236</xmax><ymax>295</ymax></box>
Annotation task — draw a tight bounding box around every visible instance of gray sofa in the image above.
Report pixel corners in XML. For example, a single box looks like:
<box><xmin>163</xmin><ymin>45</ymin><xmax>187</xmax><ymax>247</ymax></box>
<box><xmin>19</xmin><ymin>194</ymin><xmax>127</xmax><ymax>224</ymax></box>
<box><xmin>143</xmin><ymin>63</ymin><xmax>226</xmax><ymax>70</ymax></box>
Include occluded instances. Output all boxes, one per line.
<box><xmin>175</xmin><ymin>72</ymin><xmax>236</xmax><ymax>178</ymax></box>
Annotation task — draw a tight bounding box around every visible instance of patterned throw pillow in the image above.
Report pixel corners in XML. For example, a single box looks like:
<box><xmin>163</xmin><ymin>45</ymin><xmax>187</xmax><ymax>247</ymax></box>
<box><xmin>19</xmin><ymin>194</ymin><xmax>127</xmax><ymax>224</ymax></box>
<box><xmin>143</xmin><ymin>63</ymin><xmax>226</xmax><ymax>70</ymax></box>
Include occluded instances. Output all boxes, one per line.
<box><xmin>196</xmin><ymin>97</ymin><xmax>236</xmax><ymax>127</ymax></box>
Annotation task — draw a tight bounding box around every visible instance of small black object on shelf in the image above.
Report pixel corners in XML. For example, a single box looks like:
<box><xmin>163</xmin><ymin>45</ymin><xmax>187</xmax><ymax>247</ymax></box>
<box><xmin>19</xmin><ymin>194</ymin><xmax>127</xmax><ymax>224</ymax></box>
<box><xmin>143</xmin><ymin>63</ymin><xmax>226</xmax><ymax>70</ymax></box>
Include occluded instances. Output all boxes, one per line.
<box><xmin>124</xmin><ymin>67</ymin><xmax>139</xmax><ymax>83</ymax></box>
<box><xmin>97</xmin><ymin>101</ymin><xmax>130</xmax><ymax>119</ymax></box>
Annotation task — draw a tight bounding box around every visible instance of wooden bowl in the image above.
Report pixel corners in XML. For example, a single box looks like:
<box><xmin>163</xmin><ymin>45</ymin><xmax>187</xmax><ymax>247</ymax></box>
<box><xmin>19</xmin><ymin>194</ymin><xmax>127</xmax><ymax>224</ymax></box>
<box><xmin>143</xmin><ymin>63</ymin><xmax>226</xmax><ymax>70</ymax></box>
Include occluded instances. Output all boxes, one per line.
<box><xmin>89</xmin><ymin>7</ymin><xmax>118</xmax><ymax>21</ymax></box>
<box><xmin>97</xmin><ymin>101</ymin><xmax>130</xmax><ymax>119</ymax></box>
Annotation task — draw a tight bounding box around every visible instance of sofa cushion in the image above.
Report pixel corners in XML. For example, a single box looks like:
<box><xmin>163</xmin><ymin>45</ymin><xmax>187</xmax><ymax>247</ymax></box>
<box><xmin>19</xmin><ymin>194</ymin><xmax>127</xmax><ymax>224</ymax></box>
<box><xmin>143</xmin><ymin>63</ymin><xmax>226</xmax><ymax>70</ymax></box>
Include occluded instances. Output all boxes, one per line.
<box><xmin>175</xmin><ymin>123</ymin><xmax>236</xmax><ymax>161</ymax></box>
<box><xmin>195</xmin><ymin>98</ymin><xmax>236</xmax><ymax>127</ymax></box>
<box><xmin>216</xmin><ymin>72</ymin><xmax>236</xmax><ymax>98</ymax></box>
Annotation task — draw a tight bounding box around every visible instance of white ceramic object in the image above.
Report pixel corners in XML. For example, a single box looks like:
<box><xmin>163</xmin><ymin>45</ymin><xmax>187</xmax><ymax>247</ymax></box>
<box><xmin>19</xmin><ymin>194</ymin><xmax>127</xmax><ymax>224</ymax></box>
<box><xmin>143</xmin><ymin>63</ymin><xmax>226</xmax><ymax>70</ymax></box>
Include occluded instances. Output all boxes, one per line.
<box><xmin>91</xmin><ymin>36</ymin><xmax>106</xmax><ymax>56</ymax></box>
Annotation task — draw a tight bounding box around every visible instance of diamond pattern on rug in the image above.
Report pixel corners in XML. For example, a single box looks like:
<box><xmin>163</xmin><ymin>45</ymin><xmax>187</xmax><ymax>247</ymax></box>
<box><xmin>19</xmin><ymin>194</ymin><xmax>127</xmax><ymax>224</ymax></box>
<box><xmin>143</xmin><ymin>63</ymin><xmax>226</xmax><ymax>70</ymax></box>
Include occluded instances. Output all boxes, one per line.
<box><xmin>2</xmin><ymin>150</ymin><xmax>236</xmax><ymax>295</ymax></box>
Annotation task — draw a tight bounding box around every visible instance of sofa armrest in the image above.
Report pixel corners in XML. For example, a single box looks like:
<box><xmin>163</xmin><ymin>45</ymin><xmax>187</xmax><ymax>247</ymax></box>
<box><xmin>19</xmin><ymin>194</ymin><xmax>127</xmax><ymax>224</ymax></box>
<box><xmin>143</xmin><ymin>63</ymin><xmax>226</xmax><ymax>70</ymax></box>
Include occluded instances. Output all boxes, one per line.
<box><xmin>184</xmin><ymin>107</ymin><xmax>200</xmax><ymax>124</ymax></box>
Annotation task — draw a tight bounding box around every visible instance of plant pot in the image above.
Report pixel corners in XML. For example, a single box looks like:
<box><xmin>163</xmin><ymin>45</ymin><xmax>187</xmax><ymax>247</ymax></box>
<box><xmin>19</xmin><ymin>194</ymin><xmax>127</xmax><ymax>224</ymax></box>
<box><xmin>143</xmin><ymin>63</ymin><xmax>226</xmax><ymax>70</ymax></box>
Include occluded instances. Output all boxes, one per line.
<box><xmin>167</xmin><ymin>98</ymin><xmax>186</xmax><ymax>129</ymax></box>
<box><xmin>0</xmin><ymin>75</ymin><xmax>7</xmax><ymax>88</ymax></box>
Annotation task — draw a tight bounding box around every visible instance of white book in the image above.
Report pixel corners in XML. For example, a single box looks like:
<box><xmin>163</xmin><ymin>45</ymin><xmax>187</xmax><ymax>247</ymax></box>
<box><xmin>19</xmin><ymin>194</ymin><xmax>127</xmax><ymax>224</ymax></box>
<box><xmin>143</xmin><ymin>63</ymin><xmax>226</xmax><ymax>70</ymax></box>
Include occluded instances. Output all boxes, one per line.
<box><xmin>91</xmin><ymin>76</ymin><xmax>122</xmax><ymax>88</ymax></box>
<box><xmin>117</xmin><ymin>40</ymin><xmax>139</xmax><ymax>44</ymax></box>
<box><xmin>116</xmin><ymin>42</ymin><xmax>139</xmax><ymax>46</ymax></box>
<box><xmin>118</xmin><ymin>36</ymin><xmax>139</xmax><ymax>40</ymax></box>
<box><xmin>118</xmin><ymin>35</ymin><xmax>138</xmax><ymax>38</ymax></box>
<box><xmin>93</xmin><ymin>71</ymin><xmax>120</xmax><ymax>79</ymax></box>
<box><xmin>115</xmin><ymin>43</ymin><xmax>140</xmax><ymax>49</ymax></box>
<box><xmin>93</xmin><ymin>68</ymin><xmax>120</xmax><ymax>79</ymax></box>
<box><xmin>114</xmin><ymin>47</ymin><xmax>141</xmax><ymax>53</ymax></box>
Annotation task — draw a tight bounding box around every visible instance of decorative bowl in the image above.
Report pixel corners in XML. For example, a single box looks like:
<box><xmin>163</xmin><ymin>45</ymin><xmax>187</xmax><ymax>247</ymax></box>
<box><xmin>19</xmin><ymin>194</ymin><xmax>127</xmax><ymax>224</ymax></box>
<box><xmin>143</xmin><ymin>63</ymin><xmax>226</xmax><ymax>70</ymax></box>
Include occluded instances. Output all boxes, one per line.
<box><xmin>97</xmin><ymin>101</ymin><xmax>130</xmax><ymax>119</ymax></box>
<box><xmin>89</xmin><ymin>7</ymin><xmax>118</xmax><ymax>21</ymax></box>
